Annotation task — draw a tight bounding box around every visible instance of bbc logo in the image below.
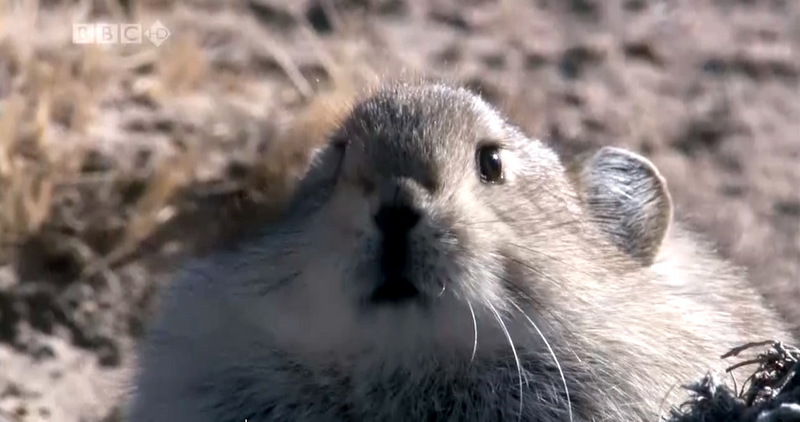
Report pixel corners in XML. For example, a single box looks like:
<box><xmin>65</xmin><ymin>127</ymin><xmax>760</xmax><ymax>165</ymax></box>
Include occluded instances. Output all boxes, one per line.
<box><xmin>72</xmin><ymin>20</ymin><xmax>171</xmax><ymax>47</ymax></box>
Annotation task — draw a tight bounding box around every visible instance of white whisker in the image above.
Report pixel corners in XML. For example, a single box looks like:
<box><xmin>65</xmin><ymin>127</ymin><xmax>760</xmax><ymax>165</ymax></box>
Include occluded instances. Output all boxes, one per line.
<box><xmin>510</xmin><ymin>301</ymin><xmax>573</xmax><ymax>422</ymax></box>
<box><xmin>488</xmin><ymin>303</ymin><xmax>524</xmax><ymax>420</ymax></box>
<box><xmin>467</xmin><ymin>300</ymin><xmax>478</xmax><ymax>365</ymax></box>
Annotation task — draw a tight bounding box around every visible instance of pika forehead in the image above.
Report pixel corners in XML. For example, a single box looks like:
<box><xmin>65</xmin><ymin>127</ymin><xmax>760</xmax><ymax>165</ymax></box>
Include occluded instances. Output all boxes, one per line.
<box><xmin>338</xmin><ymin>84</ymin><xmax>508</xmax><ymax>191</ymax></box>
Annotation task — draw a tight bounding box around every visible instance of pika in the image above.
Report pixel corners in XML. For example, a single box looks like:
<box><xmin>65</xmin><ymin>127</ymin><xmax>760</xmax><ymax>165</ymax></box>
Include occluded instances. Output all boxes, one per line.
<box><xmin>127</xmin><ymin>82</ymin><xmax>794</xmax><ymax>421</ymax></box>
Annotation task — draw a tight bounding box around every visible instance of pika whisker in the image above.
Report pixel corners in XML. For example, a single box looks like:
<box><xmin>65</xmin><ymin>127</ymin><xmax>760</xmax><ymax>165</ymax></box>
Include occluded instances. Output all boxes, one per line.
<box><xmin>467</xmin><ymin>299</ymin><xmax>478</xmax><ymax>365</ymax></box>
<box><xmin>488</xmin><ymin>303</ymin><xmax>525</xmax><ymax>421</ymax></box>
<box><xmin>509</xmin><ymin>300</ymin><xmax>574</xmax><ymax>422</ymax></box>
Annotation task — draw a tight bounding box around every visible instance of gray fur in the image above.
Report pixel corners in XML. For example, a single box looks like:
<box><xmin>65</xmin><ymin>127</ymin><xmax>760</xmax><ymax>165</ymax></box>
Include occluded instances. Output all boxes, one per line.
<box><xmin>127</xmin><ymin>82</ymin><xmax>795</xmax><ymax>422</ymax></box>
<box><xmin>579</xmin><ymin>146</ymin><xmax>673</xmax><ymax>266</ymax></box>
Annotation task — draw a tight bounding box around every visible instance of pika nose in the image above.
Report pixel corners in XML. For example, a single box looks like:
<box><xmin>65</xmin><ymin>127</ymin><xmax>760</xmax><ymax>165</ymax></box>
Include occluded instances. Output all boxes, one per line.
<box><xmin>373</xmin><ymin>178</ymin><xmax>424</xmax><ymax>235</ymax></box>
<box><xmin>373</xmin><ymin>204</ymin><xmax>421</xmax><ymax>235</ymax></box>
<box><xmin>370</xmin><ymin>180</ymin><xmax>425</xmax><ymax>303</ymax></box>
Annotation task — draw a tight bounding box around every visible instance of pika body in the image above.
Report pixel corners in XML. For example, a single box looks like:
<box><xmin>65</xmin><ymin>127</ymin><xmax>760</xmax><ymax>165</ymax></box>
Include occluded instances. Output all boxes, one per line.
<box><xmin>128</xmin><ymin>82</ymin><xmax>794</xmax><ymax>422</ymax></box>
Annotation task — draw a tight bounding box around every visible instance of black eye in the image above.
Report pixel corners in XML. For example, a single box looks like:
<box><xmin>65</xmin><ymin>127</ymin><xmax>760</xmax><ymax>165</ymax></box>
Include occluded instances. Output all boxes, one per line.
<box><xmin>476</xmin><ymin>144</ymin><xmax>503</xmax><ymax>183</ymax></box>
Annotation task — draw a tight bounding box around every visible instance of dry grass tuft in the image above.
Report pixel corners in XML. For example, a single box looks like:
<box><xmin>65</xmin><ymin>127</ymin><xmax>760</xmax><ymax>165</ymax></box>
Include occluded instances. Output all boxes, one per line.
<box><xmin>156</xmin><ymin>33</ymin><xmax>208</xmax><ymax>95</ymax></box>
<box><xmin>0</xmin><ymin>41</ymin><xmax>109</xmax><ymax>261</ymax></box>
<box><xmin>668</xmin><ymin>341</ymin><xmax>800</xmax><ymax>421</ymax></box>
<box><xmin>0</xmin><ymin>0</ymin><xmax>377</xmax><ymax>271</ymax></box>
<box><xmin>0</xmin><ymin>94</ymin><xmax>53</xmax><ymax>252</ymax></box>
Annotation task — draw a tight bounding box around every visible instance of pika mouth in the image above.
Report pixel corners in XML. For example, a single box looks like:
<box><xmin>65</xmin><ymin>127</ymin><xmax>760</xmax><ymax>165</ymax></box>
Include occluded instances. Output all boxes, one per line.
<box><xmin>369</xmin><ymin>275</ymin><xmax>420</xmax><ymax>304</ymax></box>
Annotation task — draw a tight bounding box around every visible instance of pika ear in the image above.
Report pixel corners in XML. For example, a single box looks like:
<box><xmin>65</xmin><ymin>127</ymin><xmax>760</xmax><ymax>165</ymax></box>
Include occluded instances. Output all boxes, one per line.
<box><xmin>578</xmin><ymin>147</ymin><xmax>673</xmax><ymax>266</ymax></box>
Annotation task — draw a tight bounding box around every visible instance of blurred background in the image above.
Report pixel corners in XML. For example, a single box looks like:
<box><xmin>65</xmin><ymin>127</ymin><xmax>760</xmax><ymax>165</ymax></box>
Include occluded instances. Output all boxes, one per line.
<box><xmin>0</xmin><ymin>0</ymin><xmax>798</xmax><ymax>421</ymax></box>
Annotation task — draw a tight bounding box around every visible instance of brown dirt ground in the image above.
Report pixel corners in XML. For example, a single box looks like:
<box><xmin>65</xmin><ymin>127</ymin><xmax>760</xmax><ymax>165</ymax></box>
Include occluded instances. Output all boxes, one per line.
<box><xmin>0</xmin><ymin>0</ymin><xmax>798</xmax><ymax>421</ymax></box>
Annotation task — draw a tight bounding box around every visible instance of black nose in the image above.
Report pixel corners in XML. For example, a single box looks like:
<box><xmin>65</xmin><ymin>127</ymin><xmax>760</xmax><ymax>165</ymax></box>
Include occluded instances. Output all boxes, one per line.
<box><xmin>371</xmin><ymin>204</ymin><xmax>421</xmax><ymax>303</ymax></box>
<box><xmin>373</xmin><ymin>204</ymin><xmax>421</xmax><ymax>236</ymax></box>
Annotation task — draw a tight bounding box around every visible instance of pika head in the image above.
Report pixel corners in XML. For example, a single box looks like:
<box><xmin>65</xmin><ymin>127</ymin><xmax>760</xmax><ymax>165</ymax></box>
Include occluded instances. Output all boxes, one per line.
<box><xmin>214</xmin><ymin>83</ymin><xmax>673</xmax><ymax>368</ymax></box>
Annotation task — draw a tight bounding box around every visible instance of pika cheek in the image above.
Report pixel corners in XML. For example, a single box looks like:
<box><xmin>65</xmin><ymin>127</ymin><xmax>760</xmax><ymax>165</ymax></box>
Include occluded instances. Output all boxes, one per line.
<box><xmin>327</xmin><ymin>188</ymin><xmax>372</xmax><ymax>237</ymax></box>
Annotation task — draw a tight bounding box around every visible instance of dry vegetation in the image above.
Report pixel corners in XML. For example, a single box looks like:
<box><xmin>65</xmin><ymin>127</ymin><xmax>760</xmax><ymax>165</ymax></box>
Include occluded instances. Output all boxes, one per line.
<box><xmin>0</xmin><ymin>0</ymin><xmax>798</xmax><ymax>421</ymax></box>
<box><xmin>669</xmin><ymin>341</ymin><xmax>800</xmax><ymax>421</ymax></box>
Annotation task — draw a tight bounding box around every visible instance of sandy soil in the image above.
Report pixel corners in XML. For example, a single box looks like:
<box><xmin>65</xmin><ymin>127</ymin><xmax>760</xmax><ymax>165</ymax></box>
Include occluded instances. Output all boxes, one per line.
<box><xmin>0</xmin><ymin>0</ymin><xmax>798</xmax><ymax>421</ymax></box>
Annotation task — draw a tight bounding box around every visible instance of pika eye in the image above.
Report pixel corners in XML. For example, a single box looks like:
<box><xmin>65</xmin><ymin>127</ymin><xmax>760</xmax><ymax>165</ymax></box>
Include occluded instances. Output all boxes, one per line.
<box><xmin>476</xmin><ymin>144</ymin><xmax>503</xmax><ymax>183</ymax></box>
